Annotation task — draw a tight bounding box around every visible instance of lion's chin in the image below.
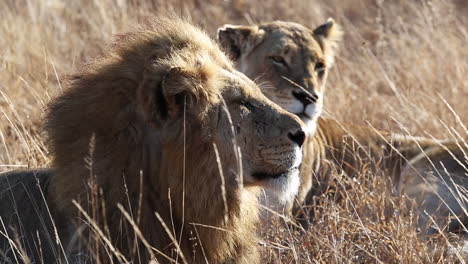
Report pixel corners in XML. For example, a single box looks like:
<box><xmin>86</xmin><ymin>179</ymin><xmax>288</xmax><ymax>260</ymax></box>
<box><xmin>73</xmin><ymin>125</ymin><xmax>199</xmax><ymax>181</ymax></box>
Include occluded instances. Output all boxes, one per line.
<box><xmin>253</xmin><ymin>168</ymin><xmax>300</xmax><ymax>205</ymax></box>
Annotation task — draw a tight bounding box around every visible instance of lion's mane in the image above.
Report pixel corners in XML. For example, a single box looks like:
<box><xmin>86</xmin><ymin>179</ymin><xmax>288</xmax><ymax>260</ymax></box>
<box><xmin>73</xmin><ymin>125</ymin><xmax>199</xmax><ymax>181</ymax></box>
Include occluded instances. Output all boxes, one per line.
<box><xmin>45</xmin><ymin>18</ymin><xmax>259</xmax><ymax>263</ymax></box>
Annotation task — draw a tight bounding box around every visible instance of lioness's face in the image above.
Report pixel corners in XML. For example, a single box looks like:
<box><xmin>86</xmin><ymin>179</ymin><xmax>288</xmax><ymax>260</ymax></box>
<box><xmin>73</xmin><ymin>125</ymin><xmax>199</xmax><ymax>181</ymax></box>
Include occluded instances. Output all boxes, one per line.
<box><xmin>218</xmin><ymin>20</ymin><xmax>342</xmax><ymax>134</ymax></box>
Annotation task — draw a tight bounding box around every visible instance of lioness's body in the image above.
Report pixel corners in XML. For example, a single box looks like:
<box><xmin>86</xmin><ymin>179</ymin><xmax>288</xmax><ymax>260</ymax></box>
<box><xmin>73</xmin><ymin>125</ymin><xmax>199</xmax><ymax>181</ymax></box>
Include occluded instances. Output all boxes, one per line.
<box><xmin>300</xmin><ymin>118</ymin><xmax>467</xmax><ymax>230</ymax></box>
<box><xmin>218</xmin><ymin>20</ymin><xmax>468</xmax><ymax>231</ymax></box>
<box><xmin>0</xmin><ymin>18</ymin><xmax>305</xmax><ymax>263</ymax></box>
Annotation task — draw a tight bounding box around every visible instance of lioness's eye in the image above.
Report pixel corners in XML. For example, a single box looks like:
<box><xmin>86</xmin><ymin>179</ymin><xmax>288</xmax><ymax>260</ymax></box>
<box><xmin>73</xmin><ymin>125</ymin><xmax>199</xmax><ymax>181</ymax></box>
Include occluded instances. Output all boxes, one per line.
<box><xmin>270</xmin><ymin>56</ymin><xmax>287</xmax><ymax>67</ymax></box>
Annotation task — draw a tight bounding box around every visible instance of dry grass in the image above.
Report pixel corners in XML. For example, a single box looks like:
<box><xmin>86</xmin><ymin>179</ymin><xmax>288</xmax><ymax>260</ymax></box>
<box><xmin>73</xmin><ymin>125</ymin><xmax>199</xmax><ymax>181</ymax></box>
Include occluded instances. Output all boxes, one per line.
<box><xmin>1</xmin><ymin>0</ymin><xmax>467</xmax><ymax>263</ymax></box>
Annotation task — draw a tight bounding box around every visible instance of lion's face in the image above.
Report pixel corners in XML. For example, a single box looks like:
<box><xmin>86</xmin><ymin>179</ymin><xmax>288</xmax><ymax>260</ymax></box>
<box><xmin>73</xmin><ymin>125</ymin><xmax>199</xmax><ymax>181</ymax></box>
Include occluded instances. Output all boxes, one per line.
<box><xmin>218</xmin><ymin>19</ymin><xmax>342</xmax><ymax>134</ymax></box>
<box><xmin>215</xmin><ymin>69</ymin><xmax>306</xmax><ymax>202</ymax></box>
<box><xmin>139</xmin><ymin>49</ymin><xmax>306</xmax><ymax>203</ymax></box>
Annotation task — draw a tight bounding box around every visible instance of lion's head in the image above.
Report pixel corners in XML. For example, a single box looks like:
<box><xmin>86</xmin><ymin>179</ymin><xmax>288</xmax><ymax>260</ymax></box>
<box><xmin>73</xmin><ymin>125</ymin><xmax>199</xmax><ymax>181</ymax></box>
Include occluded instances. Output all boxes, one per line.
<box><xmin>218</xmin><ymin>19</ymin><xmax>342</xmax><ymax>134</ymax></box>
<box><xmin>45</xmin><ymin>18</ymin><xmax>305</xmax><ymax>262</ymax></box>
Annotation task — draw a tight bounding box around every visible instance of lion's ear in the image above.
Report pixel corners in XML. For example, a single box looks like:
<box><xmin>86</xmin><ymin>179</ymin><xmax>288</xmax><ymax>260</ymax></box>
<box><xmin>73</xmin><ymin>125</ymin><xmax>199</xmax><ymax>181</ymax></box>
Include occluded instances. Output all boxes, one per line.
<box><xmin>217</xmin><ymin>24</ymin><xmax>265</xmax><ymax>61</ymax></box>
<box><xmin>139</xmin><ymin>66</ymin><xmax>196</xmax><ymax>124</ymax></box>
<box><xmin>160</xmin><ymin>67</ymin><xmax>197</xmax><ymax>119</ymax></box>
<box><xmin>312</xmin><ymin>18</ymin><xmax>343</xmax><ymax>67</ymax></box>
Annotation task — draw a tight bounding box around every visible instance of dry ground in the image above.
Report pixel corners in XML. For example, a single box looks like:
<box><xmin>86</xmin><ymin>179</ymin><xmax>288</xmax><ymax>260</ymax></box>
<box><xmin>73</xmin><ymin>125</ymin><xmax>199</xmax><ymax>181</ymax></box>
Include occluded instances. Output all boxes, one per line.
<box><xmin>1</xmin><ymin>0</ymin><xmax>467</xmax><ymax>263</ymax></box>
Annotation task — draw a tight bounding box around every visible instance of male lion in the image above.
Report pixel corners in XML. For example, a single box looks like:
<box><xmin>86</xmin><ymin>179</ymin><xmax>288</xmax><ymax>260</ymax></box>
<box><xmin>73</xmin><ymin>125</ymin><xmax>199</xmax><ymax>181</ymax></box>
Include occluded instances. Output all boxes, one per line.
<box><xmin>218</xmin><ymin>19</ymin><xmax>468</xmax><ymax>232</ymax></box>
<box><xmin>0</xmin><ymin>18</ymin><xmax>306</xmax><ymax>263</ymax></box>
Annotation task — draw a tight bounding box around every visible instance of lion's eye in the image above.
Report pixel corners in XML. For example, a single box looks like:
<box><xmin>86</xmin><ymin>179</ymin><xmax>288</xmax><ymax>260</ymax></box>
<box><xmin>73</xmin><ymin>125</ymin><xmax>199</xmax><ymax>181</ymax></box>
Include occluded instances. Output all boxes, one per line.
<box><xmin>315</xmin><ymin>61</ymin><xmax>326</xmax><ymax>77</ymax></box>
<box><xmin>240</xmin><ymin>101</ymin><xmax>256</xmax><ymax>111</ymax></box>
<box><xmin>270</xmin><ymin>56</ymin><xmax>287</xmax><ymax>67</ymax></box>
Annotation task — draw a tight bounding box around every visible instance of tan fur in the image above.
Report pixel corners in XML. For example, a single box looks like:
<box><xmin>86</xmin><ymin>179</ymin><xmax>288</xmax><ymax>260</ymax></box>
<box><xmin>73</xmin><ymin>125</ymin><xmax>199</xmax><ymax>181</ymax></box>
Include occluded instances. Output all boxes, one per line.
<box><xmin>1</xmin><ymin>18</ymin><xmax>306</xmax><ymax>263</ymax></box>
<box><xmin>218</xmin><ymin>20</ymin><xmax>468</xmax><ymax>232</ymax></box>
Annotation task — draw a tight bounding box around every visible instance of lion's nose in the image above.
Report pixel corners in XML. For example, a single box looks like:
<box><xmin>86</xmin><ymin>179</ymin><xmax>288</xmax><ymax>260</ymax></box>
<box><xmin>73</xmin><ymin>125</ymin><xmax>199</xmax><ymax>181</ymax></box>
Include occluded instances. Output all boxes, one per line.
<box><xmin>288</xmin><ymin>129</ymin><xmax>306</xmax><ymax>147</ymax></box>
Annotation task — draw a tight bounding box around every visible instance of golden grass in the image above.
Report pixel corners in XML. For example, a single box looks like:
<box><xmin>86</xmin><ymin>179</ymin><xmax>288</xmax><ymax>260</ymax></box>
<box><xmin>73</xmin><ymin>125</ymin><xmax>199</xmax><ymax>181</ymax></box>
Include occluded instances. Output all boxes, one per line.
<box><xmin>1</xmin><ymin>0</ymin><xmax>467</xmax><ymax>263</ymax></box>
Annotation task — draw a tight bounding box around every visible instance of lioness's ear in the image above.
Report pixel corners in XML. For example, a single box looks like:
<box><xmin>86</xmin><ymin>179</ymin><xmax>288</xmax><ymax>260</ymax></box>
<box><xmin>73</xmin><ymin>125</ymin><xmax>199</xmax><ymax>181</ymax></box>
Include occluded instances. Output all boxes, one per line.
<box><xmin>217</xmin><ymin>24</ymin><xmax>265</xmax><ymax>60</ymax></box>
<box><xmin>139</xmin><ymin>66</ymin><xmax>196</xmax><ymax>124</ymax></box>
<box><xmin>313</xmin><ymin>18</ymin><xmax>343</xmax><ymax>67</ymax></box>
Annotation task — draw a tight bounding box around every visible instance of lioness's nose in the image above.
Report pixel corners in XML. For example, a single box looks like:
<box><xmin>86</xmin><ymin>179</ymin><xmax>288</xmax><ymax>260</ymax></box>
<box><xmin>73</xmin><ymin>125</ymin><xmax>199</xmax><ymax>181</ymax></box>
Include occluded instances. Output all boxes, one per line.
<box><xmin>288</xmin><ymin>129</ymin><xmax>306</xmax><ymax>147</ymax></box>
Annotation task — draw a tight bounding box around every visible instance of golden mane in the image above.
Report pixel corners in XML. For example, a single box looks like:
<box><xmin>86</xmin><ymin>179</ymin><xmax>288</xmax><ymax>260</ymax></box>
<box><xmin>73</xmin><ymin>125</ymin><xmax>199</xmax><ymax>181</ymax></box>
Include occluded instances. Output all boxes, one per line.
<box><xmin>44</xmin><ymin>18</ymin><xmax>260</xmax><ymax>263</ymax></box>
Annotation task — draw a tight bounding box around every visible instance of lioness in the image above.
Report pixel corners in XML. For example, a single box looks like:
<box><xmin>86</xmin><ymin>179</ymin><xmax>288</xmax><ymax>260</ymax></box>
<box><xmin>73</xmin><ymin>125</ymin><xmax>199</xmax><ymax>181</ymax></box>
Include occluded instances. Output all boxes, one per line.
<box><xmin>0</xmin><ymin>18</ymin><xmax>306</xmax><ymax>263</ymax></box>
<box><xmin>218</xmin><ymin>20</ymin><xmax>468</xmax><ymax>231</ymax></box>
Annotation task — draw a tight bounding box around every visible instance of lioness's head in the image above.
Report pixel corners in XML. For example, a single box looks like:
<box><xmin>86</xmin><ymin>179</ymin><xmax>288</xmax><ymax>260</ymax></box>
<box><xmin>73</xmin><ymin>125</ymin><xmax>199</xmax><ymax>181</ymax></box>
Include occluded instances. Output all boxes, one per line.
<box><xmin>218</xmin><ymin>19</ymin><xmax>342</xmax><ymax>134</ymax></box>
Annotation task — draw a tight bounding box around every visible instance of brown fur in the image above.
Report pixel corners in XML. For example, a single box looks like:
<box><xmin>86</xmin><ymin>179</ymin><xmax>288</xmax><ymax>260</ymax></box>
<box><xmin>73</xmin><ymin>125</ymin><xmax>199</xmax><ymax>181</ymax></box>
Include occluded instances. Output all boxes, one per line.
<box><xmin>218</xmin><ymin>20</ymin><xmax>468</xmax><ymax>232</ymax></box>
<box><xmin>1</xmin><ymin>18</ymin><xmax>306</xmax><ymax>263</ymax></box>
